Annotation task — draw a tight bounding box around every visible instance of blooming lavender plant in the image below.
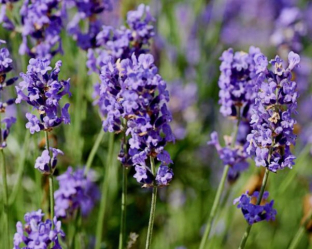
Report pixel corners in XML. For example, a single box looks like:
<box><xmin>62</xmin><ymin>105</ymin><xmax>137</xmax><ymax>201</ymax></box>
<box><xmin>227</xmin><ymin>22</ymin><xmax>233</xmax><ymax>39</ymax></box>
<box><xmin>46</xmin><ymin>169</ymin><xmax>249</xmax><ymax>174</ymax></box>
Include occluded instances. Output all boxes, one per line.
<box><xmin>15</xmin><ymin>57</ymin><xmax>71</xmax><ymax>239</ymax></box>
<box><xmin>13</xmin><ymin>209</ymin><xmax>65</xmax><ymax>249</ymax></box>
<box><xmin>238</xmin><ymin>51</ymin><xmax>300</xmax><ymax>248</ymax></box>
<box><xmin>97</xmin><ymin>53</ymin><xmax>174</xmax><ymax>186</ymax></box>
<box><xmin>54</xmin><ymin>167</ymin><xmax>100</xmax><ymax>218</ymax></box>
<box><xmin>200</xmin><ymin>47</ymin><xmax>266</xmax><ymax>249</ymax></box>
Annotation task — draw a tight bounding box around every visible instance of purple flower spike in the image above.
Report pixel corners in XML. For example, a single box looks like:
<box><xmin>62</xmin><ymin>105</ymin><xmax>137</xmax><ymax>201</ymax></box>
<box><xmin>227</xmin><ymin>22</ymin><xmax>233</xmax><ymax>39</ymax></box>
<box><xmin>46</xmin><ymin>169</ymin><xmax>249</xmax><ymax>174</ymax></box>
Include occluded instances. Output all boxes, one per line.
<box><xmin>16</xmin><ymin>58</ymin><xmax>71</xmax><ymax>131</ymax></box>
<box><xmin>247</xmin><ymin>51</ymin><xmax>299</xmax><ymax>172</ymax></box>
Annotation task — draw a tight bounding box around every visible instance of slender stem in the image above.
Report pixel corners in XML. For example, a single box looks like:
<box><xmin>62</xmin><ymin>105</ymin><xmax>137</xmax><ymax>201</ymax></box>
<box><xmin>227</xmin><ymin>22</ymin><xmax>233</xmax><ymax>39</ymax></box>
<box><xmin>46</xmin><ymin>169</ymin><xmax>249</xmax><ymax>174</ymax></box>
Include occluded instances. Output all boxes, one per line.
<box><xmin>71</xmin><ymin>209</ymin><xmax>81</xmax><ymax>248</ymax></box>
<box><xmin>119</xmin><ymin>165</ymin><xmax>128</xmax><ymax>249</ymax></box>
<box><xmin>49</xmin><ymin>175</ymin><xmax>55</xmax><ymax>220</ymax></box>
<box><xmin>84</xmin><ymin>129</ymin><xmax>105</xmax><ymax>176</ymax></box>
<box><xmin>199</xmin><ymin>109</ymin><xmax>241</xmax><ymax>249</ymax></box>
<box><xmin>1</xmin><ymin>149</ymin><xmax>9</xmax><ymax>249</ymax></box>
<box><xmin>238</xmin><ymin>168</ymin><xmax>270</xmax><ymax>249</ymax></box>
<box><xmin>95</xmin><ymin>132</ymin><xmax>114</xmax><ymax>249</ymax></box>
<box><xmin>45</xmin><ymin>131</ymin><xmax>55</xmax><ymax>222</ymax></box>
<box><xmin>9</xmin><ymin>132</ymin><xmax>30</xmax><ymax>205</ymax></box>
<box><xmin>288</xmin><ymin>210</ymin><xmax>312</xmax><ymax>249</ymax></box>
<box><xmin>145</xmin><ymin>157</ymin><xmax>158</xmax><ymax>249</ymax></box>
<box><xmin>199</xmin><ymin>165</ymin><xmax>230</xmax><ymax>249</ymax></box>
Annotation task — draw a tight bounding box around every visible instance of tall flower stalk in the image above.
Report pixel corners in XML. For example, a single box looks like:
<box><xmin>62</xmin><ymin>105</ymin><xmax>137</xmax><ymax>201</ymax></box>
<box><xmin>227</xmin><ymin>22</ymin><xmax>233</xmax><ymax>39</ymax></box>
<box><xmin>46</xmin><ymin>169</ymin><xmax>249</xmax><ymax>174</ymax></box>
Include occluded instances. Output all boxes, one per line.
<box><xmin>15</xmin><ymin>57</ymin><xmax>71</xmax><ymax>226</ymax></box>
<box><xmin>237</xmin><ymin>51</ymin><xmax>300</xmax><ymax>248</ymax></box>
<box><xmin>200</xmin><ymin>47</ymin><xmax>265</xmax><ymax>248</ymax></box>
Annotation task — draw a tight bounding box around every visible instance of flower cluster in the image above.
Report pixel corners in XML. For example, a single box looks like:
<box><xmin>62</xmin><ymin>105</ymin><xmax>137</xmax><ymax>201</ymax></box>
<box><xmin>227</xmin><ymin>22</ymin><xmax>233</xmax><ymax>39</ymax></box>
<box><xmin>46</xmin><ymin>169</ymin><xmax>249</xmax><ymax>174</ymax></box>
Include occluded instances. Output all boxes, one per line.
<box><xmin>54</xmin><ymin>167</ymin><xmax>100</xmax><ymax>218</ymax></box>
<box><xmin>0</xmin><ymin>40</ymin><xmax>17</xmax><ymax>148</ymax></box>
<box><xmin>218</xmin><ymin>46</ymin><xmax>267</xmax><ymax>118</ymax></box>
<box><xmin>87</xmin><ymin>4</ymin><xmax>154</xmax><ymax>74</ymax></box>
<box><xmin>234</xmin><ymin>191</ymin><xmax>277</xmax><ymax>225</ymax></box>
<box><xmin>208</xmin><ymin>131</ymin><xmax>249</xmax><ymax>182</ymax></box>
<box><xmin>16</xmin><ymin>58</ymin><xmax>71</xmax><ymax>132</ymax></box>
<box><xmin>19</xmin><ymin>0</ymin><xmax>63</xmax><ymax>59</ymax></box>
<box><xmin>247</xmin><ymin>51</ymin><xmax>299</xmax><ymax>172</ymax></box>
<box><xmin>96</xmin><ymin>53</ymin><xmax>174</xmax><ymax>186</ymax></box>
<box><xmin>13</xmin><ymin>209</ymin><xmax>65</xmax><ymax>249</ymax></box>
<box><xmin>66</xmin><ymin>0</ymin><xmax>112</xmax><ymax>50</ymax></box>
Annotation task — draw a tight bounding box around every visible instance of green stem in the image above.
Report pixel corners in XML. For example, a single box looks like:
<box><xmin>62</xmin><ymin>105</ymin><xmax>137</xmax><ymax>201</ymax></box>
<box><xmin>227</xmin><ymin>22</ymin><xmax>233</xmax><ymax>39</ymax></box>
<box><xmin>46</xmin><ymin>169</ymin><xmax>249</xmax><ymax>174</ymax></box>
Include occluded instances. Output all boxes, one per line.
<box><xmin>9</xmin><ymin>132</ymin><xmax>30</xmax><ymax>205</ymax></box>
<box><xmin>84</xmin><ymin>129</ymin><xmax>105</xmax><ymax>176</ymax></box>
<box><xmin>199</xmin><ymin>109</ymin><xmax>241</xmax><ymax>249</ymax></box>
<box><xmin>119</xmin><ymin>165</ymin><xmax>128</xmax><ymax>249</ymax></box>
<box><xmin>288</xmin><ymin>210</ymin><xmax>312</xmax><ymax>249</ymax></box>
<box><xmin>238</xmin><ymin>168</ymin><xmax>270</xmax><ymax>249</ymax></box>
<box><xmin>1</xmin><ymin>149</ymin><xmax>9</xmax><ymax>249</ymax></box>
<box><xmin>45</xmin><ymin>131</ymin><xmax>55</xmax><ymax>222</ymax></box>
<box><xmin>145</xmin><ymin>157</ymin><xmax>158</xmax><ymax>249</ymax></box>
<box><xmin>71</xmin><ymin>209</ymin><xmax>81</xmax><ymax>248</ymax></box>
<box><xmin>49</xmin><ymin>175</ymin><xmax>55</xmax><ymax>220</ymax></box>
<box><xmin>199</xmin><ymin>165</ymin><xmax>230</xmax><ymax>249</ymax></box>
<box><xmin>95</xmin><ymin>132</ymin><xmax>114</xmax><ymax>249</ymax></box>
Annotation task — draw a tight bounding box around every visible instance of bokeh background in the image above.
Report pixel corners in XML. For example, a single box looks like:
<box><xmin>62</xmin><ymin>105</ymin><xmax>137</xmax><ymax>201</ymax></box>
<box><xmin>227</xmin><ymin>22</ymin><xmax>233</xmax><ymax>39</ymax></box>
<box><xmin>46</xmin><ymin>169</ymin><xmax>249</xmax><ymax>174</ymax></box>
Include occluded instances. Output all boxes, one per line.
<box><xmin>2</xmin><ymin>0</ymin><xmax>312</xmax><ymax>248</ymax></box>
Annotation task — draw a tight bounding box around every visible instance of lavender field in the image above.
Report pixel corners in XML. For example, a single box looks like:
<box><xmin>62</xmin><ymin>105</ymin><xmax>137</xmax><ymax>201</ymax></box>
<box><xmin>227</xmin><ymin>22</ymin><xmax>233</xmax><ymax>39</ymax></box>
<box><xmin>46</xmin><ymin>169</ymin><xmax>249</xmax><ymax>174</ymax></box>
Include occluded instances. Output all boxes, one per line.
<box><xmin>1</xmin><ymin>0</ymin><xmax>312</xmax><ymax>248</ymax></box>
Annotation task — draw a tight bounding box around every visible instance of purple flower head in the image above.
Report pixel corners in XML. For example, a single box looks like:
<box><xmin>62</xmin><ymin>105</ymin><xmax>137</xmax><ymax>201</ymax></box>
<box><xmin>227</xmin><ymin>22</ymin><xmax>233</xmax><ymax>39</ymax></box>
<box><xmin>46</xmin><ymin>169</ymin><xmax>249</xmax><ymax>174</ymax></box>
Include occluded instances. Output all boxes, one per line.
<box><xmin>155</xmin><ymin>165</ymin><xmax>173</xmax><ymax>186</ymax></box>
<box><xmin>96</xmin><ymin>53</ymin><xmax>174</xmax><ymax>183</ymax></box>
<box><xmin>13</xmin><ymin>209</ymin><xmax>65</xmax><ymax>249</ymax></box>
<box><xmin>54</xmin><ymin>167</ymin><xmax>100</xmax><ymax>218</ymax></box>
<box><xmin>16</xmin><ymin>59</ymin><xmax>71</xmax><ymax>130</ymax></box>
<box><xmin>234</xmin><ymin>191</ymin><xmax>276</xmax><ymax>225</ymax></box>
<box><xmin>218</xmin><ymin>47</ymin><xmax>266</xmax><ymax>119</ymax></box>
<box><xmin>247</xmin><ymin>51</ymin><xmax>299</xmax><ymax>172</ymax></box>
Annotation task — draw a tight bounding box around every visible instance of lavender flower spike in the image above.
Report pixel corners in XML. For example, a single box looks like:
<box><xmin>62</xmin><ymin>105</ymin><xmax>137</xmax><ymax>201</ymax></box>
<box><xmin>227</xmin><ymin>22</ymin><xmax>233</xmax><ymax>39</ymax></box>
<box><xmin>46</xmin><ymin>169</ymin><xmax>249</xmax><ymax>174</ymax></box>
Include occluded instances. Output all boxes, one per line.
<box><xmin>16</xmin><ymin>58</ymin><xmax>71</xmax><ymax>132</ymax></box>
